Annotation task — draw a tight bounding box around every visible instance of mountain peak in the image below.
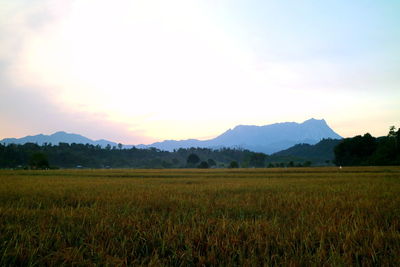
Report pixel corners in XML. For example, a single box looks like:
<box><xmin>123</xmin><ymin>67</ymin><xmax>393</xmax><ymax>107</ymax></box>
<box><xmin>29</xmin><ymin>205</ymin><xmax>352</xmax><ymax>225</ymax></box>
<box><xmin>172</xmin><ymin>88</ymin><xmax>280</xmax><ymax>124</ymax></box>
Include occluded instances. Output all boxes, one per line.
<box><xmin>52</xmin><ymin>131</ymin><xmax>68</xmax><ymax>136</ymax></box>
<box><xmin>1</xmin><ymin>118</ymin><xmax>342</xmax><ymax>154</ymax></box>
<box><xmin>303</xmin><ymin>118</ymin><xmax>326</xmax><ymax>124</ymax></box>
<box><xmin>139</xmin><ymin>118</ymin><xmax>342</xmax><ymax>154</ymax></box>
<box><xmin>0</xmin><ymin>131</ymin><xmax>118</xmax><ymax>148</ymax></box>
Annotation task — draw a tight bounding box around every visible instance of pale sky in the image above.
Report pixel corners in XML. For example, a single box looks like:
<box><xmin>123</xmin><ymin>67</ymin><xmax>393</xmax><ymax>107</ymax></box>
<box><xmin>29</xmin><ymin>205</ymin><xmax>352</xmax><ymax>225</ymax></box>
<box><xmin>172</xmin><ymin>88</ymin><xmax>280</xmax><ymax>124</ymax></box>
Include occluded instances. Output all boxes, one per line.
<box><xmin>1</xmin><ymin>0</ymin><xmax>399</xmax><ymax>144</ymax></box>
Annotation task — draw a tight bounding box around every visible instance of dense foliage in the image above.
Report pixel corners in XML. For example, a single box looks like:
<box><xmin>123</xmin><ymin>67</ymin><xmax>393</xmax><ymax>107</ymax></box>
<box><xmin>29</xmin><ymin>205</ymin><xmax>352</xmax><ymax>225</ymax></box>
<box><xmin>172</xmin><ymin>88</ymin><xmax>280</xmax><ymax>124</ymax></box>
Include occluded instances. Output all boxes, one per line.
<box><xmin>0</xmin><ymin>142</ymin><xmax>266</xmax><ymax>169</ymax></box>
<box><xmin>2</xmin><ymin>126</ymin><xmax>399</xmax><ymax>169</ymax></box>
<box><xmin>334</xmin><ymin>127</ymin><xmax>400</xmax><ymax>166</ymax></box>
<box><xmin>268</xmin><ymin>138</ymin><xmax>341</xmax><ymax>166</ymax></box>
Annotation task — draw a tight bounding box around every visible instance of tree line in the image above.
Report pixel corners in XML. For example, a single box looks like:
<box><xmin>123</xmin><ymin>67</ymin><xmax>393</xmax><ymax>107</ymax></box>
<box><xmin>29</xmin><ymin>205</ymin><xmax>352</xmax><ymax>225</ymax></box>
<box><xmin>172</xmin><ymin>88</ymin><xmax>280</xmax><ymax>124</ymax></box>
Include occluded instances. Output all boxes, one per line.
<box><xmin>2</xmin><ymin>126</ymin><xmax>398</xmax><ymax>169</ymax></box>
<box><xmin>334</xmin><ymin>126</ymin><xmax>400</xmax><ymax>166</ymax></box>
<box><xmin>0</xmin><ymin>142</ymin><xmax>273</xmax><ymax>169</ymax></box>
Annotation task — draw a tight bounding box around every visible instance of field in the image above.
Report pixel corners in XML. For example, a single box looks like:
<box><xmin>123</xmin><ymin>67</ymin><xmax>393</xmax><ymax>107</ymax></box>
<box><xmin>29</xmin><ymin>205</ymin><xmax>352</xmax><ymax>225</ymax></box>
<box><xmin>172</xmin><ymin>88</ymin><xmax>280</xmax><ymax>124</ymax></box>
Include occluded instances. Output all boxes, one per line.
<box><xmin>1</xmin><ymin>167</ymin><xmax>399</xmax><ymax>266</ymax></box>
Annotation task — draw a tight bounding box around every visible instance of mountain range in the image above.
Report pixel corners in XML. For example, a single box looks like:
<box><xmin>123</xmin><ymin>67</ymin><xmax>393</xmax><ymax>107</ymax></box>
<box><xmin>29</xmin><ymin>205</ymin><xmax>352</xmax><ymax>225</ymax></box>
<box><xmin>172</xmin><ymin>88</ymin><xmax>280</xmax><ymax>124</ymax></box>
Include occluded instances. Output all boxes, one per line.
<box><xmin>0</xmin><ymin>131</ymin><xmax>119</xmax><ymax>148</ymax></box>
<box><xmin>137</xmin><ymin>118</ymin><xmax>342</xmax><ymax>154</ymax></box>
<box><xmin>1</xmin><ymin>118</ymin><xmax>342</xmax><ymax>154</ymax></box>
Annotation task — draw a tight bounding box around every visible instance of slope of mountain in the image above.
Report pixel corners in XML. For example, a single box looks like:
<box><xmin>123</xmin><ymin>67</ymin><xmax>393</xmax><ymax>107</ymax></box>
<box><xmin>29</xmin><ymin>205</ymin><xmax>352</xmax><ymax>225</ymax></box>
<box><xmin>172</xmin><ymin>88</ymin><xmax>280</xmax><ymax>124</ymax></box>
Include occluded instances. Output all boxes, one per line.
<box><xmin>0</xmin><ymin>131</ymin><xmax>118</xmax><ymax>148</ymax></box>
<box><xmin>136</xmin><ymin>139</ymin><xmax>202</xmax><ymax>151</ymax></box>
<box><xmin>139</xmin><ymin>118</ymin><xmax>342</xmax><ymax>154</ymax></box>
<box><xmin>266</xmin><ymin>138</ymin><xmax>342</xmax><ymax>165</ymax></box>
<box><xmin>1</xmin><ymin>118</ymin><xmax>342</xmax><ymax>154</ymax></box>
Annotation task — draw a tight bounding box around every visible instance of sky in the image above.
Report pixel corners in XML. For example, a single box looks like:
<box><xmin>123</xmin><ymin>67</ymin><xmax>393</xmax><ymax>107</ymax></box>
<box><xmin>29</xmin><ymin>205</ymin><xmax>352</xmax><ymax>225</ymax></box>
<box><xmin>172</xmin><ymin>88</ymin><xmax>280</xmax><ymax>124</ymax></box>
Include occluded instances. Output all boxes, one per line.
<box><xmin>1</xmin><ymin>0</ymin><xmax>399</xmax><ymax>144</ymax></box>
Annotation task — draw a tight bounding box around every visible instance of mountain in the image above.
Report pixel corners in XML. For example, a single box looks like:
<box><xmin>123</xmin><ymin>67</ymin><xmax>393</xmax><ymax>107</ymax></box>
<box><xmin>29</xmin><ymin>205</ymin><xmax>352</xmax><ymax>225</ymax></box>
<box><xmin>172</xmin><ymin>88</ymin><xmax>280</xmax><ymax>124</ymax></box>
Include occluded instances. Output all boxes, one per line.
<box><xmin>0</xmin><ymin>131</ymin><xmax>119</xmax><ymax>148</ymax></box>
<box><xmin>266</xmin><ymin>138</ymin><xmax>342</xmax><ymax>165</ymax></box>
<box><xmin>138</xmin><ymin>118</ymin><xmax>342</xmax><ymax>154</ymax></box>
<box><xmin>1</xmin><ymin>118</ymin><xmax>342</xmax><ymax>154</ymax></box>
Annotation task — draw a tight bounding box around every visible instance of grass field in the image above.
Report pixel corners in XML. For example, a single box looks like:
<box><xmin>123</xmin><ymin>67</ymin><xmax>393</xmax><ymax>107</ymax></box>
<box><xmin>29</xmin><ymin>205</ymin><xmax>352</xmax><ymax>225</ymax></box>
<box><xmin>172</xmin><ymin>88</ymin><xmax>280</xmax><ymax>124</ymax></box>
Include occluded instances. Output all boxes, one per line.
<box><xmin>1</xmin><ymin>167</ymin><xmax>399</xmax><ymax>266</ymax></box>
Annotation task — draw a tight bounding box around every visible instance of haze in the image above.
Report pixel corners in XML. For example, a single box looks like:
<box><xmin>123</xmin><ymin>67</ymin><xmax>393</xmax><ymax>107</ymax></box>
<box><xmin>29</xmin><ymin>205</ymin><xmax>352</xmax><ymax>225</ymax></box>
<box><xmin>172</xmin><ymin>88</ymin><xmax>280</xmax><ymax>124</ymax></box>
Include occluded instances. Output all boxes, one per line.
<box><xmin>1</xmin><ymin>0</ymin><xmax>399</xmax><ymax>144</ymax></box>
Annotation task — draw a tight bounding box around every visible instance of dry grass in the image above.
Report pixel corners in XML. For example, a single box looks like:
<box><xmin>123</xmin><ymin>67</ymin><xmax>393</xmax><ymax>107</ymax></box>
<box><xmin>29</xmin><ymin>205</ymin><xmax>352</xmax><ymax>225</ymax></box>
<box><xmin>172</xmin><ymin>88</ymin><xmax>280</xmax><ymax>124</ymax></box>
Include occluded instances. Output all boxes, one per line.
<box><xmin>1</xmin><ymin>167</ymin><xmax>399</xmax><ymax>266</ymax></box>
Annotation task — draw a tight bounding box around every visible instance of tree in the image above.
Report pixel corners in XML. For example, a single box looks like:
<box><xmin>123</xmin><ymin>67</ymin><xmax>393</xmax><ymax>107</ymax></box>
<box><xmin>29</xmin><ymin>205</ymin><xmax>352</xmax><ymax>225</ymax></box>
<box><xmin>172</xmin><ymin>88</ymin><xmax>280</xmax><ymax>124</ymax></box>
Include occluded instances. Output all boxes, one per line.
<box><xmin>334</xmin><ymin>133</ymin><xmax>377</xmax><ymax>166</ymax></box>
<box><xmin>388</xmin><ymin>126</ymin><xmax>400</xmax><ymax>151</ymax></box>
<box><xmin>172</xmin><ymin>158</ymin><xmax>180</xmax><ymax>166</ymax></box>
<box><xmin>333</xmin><ymin>128</ymin><xmax>400</xmax><ymax>166</ymax></box>
<box><xmin>397</xmin><ymin>128</ymin><xmax>400</xmax><ymax>152</ymax></box>
<box><xmin>303</xmin><ymin>161</ymin><xmax>312</xmax><ymax>167</ymax></box>
<box><xmin>186</xmin><ymin>153</ymin><xmax>200</xmax><ymax>166</ymax></box>
<box><xmin>388</xmin><ymin>126</ymin><xmax>397</xmax><ymax>138</ymax></box>
<box><xmin>229</xmin><ymin>161</ymin><xmax>239</xmax><ymax>168</ymax></box>
<box><xmin>207</xmin><ymin>159</ymin><xmax>216</xmax><ymax>167</ymax></box>
<box><xmin>118</xmin><ymin>143</ymin><xmax>123</xmax><ymax>150</ymax></box>
<box><xmin>29</xmin><ymin>152</ymin><xmax>49</xmax><ymax>169</ymax></box>
<box><xmin>198</xmin><ymin>161</ymin><xmax>209</xmax><ymax>169</ymax></box>
<box><xmin>249</xmin><ymin>153</ymin><xmax>266</xmax><ymax>168</ymax></box>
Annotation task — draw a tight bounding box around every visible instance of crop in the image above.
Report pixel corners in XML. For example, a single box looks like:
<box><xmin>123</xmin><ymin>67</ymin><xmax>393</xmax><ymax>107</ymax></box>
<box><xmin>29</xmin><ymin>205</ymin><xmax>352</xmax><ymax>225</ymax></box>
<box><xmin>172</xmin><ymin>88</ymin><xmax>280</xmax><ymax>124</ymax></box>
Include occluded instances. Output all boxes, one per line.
<box><xmin>1</xmin><ymin>167</ymin><xmax>399</xmax><ymax>266</ymax></box>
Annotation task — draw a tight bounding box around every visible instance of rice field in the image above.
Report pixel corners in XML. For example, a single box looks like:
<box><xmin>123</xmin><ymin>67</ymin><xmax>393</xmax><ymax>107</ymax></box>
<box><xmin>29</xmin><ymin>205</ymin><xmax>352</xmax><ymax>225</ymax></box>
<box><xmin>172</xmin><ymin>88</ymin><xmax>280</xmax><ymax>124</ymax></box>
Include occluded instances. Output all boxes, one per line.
<box><xmin>1</xmin><ymin>167</ymin><xmax>399</xmax><ymax>266</ymax></box>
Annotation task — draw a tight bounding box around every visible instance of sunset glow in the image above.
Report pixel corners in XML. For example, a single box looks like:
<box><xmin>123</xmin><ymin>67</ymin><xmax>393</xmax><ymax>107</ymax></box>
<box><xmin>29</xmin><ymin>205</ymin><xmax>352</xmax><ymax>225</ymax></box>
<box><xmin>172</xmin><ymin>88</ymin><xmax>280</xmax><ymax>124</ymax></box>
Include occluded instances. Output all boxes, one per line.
<box><xmin>1</xmin><ymin>0</ymin><xmax>399</xmax><ymax>144</ymax></box>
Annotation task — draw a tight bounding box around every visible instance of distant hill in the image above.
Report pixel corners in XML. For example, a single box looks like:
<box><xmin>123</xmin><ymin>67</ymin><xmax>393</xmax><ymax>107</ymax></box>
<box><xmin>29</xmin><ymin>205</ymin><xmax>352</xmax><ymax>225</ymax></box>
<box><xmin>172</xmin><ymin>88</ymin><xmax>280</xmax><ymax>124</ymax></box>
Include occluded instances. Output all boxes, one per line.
<box><xmin>0</xmin><ymin>131</ymin><xmax>119</xmax><ymax>148</ymax></box>
<box><xmin>267</xmin><ymin>139</ymin><xmax>342</xmax><ymax>166</ymax></box>
<box><xmin>138</xmin><ymin>118</ymin><xmax>342</xmax><ymax>154</ymax></box>
<box><xmin>1</xmin><ymin>118</ymin><xmax>342</xmax><ymax>154</ymax></box>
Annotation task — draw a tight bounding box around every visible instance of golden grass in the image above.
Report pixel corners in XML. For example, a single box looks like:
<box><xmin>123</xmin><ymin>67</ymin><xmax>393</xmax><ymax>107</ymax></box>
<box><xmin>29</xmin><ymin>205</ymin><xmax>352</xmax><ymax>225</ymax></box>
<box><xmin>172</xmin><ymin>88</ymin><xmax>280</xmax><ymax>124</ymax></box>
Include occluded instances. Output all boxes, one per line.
<box><xmin>1</xmin><ymin>167</ymin><xmax>399</xmax><ymax>266</ymax></box>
